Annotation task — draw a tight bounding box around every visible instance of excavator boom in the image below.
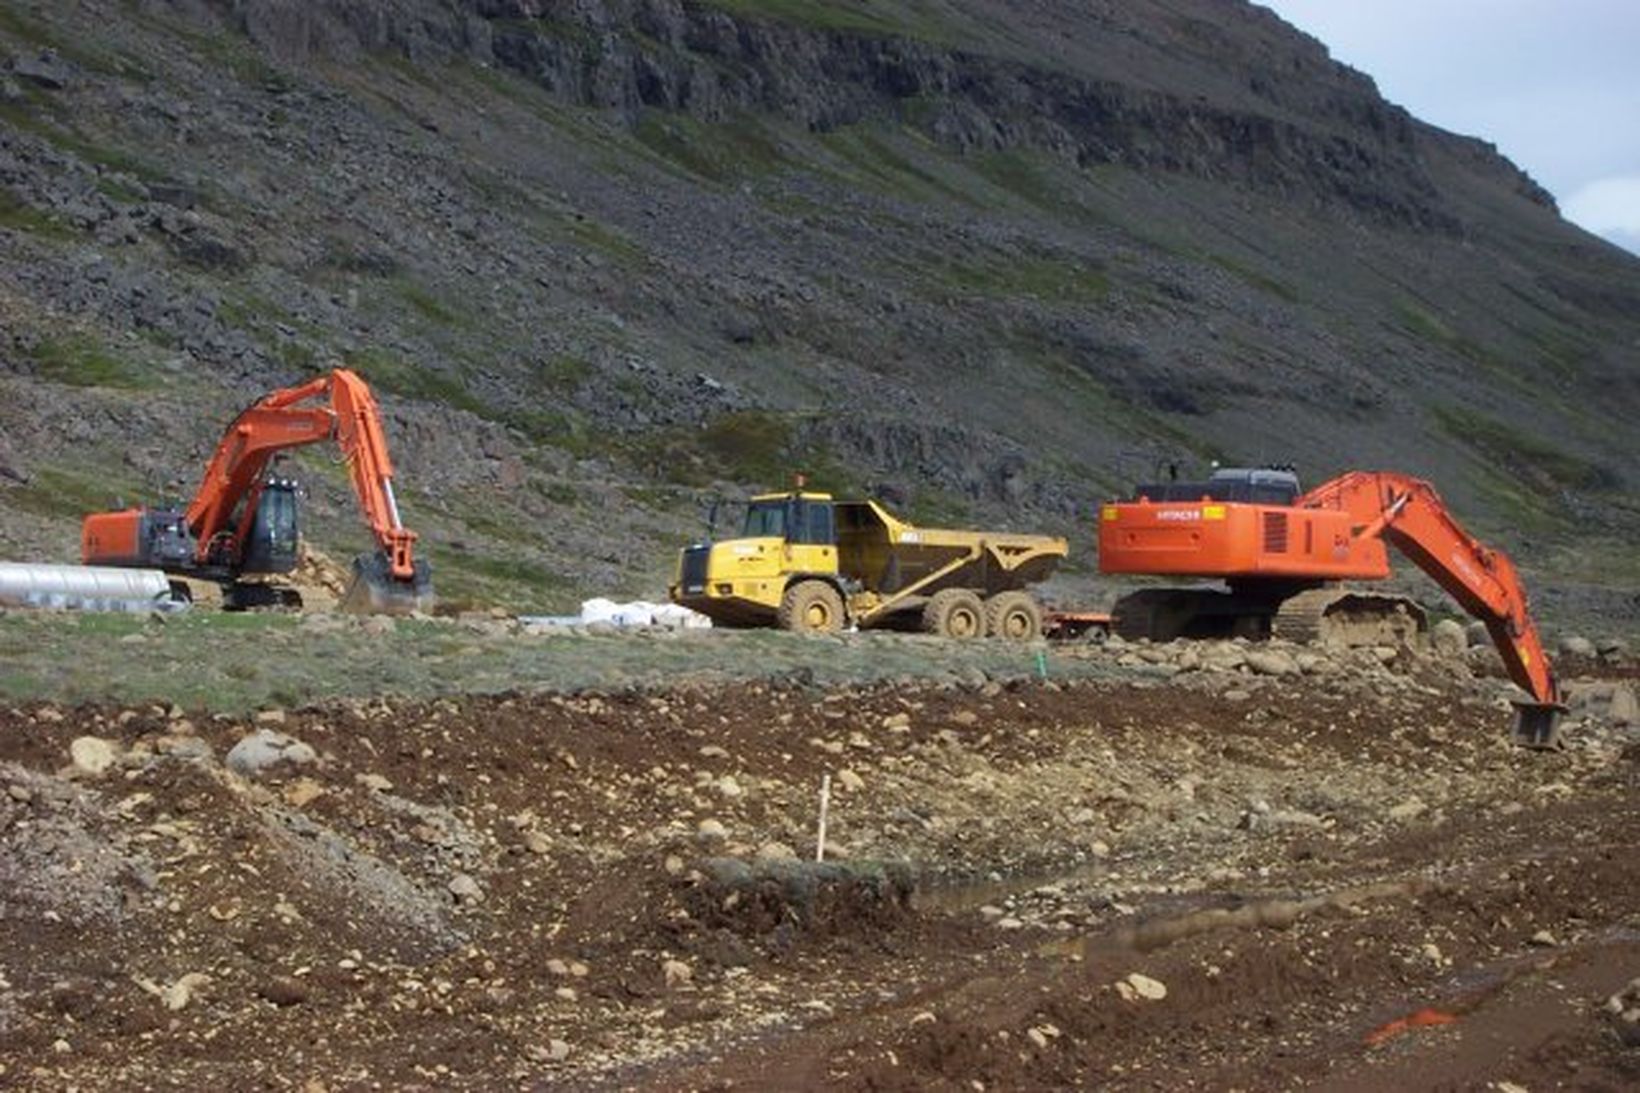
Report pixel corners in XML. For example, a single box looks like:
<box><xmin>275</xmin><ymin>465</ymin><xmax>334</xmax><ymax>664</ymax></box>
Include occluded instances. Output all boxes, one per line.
<box><xmin>83</xmin><ymin>368</ymin><xmax>432</xmax><ymax>614</ymax></box>
<box><xmin>1300</xmin><ymin>471</ymin><xmax>1560</xmax><ymax>741</ymax></box>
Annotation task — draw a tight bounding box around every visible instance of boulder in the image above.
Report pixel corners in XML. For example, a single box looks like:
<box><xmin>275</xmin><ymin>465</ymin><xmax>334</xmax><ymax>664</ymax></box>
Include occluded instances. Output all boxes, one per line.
<box><xmin>1430</xmin><ymin>619</ymin><xmax>1467</xmax><ymax>657</ymax></box>
<box><xmin>225</xmin><ymin>729</ymin><xmax>317</xmax><ymax>776</ymax></box>
<box><xmin>1246</xmin><ymin>649</ymin><xmax>1300</xmax><ymax>677</ymax></box>
<box><xmin>1560</xmin><ymin>635</ymin><xmax>1596</xmax><ymax>658</ymax></box>
<box><xmin>69</xmin><ymin>736</ymin><xmax>120</xmax><ymax>776</ymax></box>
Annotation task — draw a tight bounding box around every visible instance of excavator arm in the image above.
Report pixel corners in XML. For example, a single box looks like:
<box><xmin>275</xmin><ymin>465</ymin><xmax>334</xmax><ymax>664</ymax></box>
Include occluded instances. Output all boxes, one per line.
<box><xmin>188</xmin><ymin>370</ymin><xmax>420</xmax><ymax>584</ymax></box>
<box><xmin>1301</xmin><ymin>471</ymin><xmax>1562</xmax><ymax>744</ymax></box>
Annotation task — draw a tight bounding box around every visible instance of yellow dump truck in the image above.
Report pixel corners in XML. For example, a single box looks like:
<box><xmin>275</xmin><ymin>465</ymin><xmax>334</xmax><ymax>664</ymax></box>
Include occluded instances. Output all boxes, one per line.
<box><xmin>669</xmin><ymin>488</ymin><xmax>1067</xmax><ymax>638</ymax></box>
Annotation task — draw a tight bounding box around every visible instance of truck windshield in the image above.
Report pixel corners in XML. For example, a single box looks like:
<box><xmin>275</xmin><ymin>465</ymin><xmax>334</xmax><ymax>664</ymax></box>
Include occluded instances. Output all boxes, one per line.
<box><xmin>741</xmin><ymin>498</ymin><xmax>835</xmax><ymax>544</ymax></box>
<box><xmin>742</xmin><ymin>500</ymin><xmax>786</xmax><ymax>538</ymax></box>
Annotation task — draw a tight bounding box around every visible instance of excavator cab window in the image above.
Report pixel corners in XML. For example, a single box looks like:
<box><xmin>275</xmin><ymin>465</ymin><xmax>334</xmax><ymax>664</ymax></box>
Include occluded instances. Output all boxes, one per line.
<box><xmin>1134</xmin><ymin>468</ymin><xmax>1302</xmax><ymax>506</ymax></box>
<box><xmin>240</xmin><ymin>481</ymin><xmax>302</xmax><ymax>576</ymax></box>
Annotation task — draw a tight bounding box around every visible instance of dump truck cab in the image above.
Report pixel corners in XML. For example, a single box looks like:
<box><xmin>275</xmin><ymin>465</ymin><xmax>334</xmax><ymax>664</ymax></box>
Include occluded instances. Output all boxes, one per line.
<box><xmin>670</xmin><ymin>488</ymin><xmax>1067</xmax><ymax>638</ymax></box>
<box><xmin>671</xmin><ymin>490</ymin><xmax>844</xmax><ymax>628</ymax></box>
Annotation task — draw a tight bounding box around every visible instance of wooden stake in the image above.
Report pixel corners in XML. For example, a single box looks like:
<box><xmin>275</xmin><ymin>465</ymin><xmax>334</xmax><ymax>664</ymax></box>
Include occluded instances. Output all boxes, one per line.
<box><xmin>816</xmin><ymin>773</ymin><xmax>831</xmax><ymax>862</ymax></box>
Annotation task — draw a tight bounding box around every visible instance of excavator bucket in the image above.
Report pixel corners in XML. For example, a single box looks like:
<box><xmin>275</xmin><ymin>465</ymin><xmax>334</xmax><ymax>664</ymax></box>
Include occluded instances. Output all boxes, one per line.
<box><xmin>340</xmin><ymin>550</ymin><xmax>435</xmax><ymax>616</ymax></box>
<box><xmin>1512</xmin><ymin>701</ymin><xmax>1566</xmax><ymax>749</ymax></box>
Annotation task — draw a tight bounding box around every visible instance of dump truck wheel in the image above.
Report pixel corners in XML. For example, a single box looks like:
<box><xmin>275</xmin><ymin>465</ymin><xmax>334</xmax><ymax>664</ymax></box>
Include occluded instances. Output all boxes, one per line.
<box><xmin>986</xmin><ymin>591</ymin><xmax>1043</xmax><ymax>641</ymax></box>
<box><xmin>778</xmin><ymin>580</ymin><xmax>845</xmax><ymax>633</ymax></box>
<box><xmin>924</xmin><ymin>588</ymin><xmax>985</xmax><ymax>639</ymax></box>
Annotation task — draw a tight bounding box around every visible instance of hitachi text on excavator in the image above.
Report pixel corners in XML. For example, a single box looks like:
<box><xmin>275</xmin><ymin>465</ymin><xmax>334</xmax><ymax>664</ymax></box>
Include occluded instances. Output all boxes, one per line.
<box><xmin>80</xmin><ymin>368</ymin><xmax>434</xmax><ymax>614</ymax></box>
<box><xmin>1098</xmin><ymin>467</ymin><xmax>1564</xmax><ymax>745</ymax></box>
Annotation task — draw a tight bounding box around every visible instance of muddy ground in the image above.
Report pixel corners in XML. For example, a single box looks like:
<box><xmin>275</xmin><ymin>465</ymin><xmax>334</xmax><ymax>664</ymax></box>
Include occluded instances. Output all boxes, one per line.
<box><xmin>1</xmin><ymin>633</ymin><xmax>1638</xmax><ymax>1091</ymax></box>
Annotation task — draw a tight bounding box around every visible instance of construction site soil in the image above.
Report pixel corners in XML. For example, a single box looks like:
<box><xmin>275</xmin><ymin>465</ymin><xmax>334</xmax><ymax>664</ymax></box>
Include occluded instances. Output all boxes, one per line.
<box><xmin>2</xmin><ymin>635</ymin><xmax>1638</xmax><ymax>1091</ymax></box>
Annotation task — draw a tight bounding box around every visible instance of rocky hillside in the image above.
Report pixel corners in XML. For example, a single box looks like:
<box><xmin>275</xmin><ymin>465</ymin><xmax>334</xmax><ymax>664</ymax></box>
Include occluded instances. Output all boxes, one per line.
<box><xmin>1</xmin><ymin>0</ymin><xmax>1637</xmax><ymax>620</ymax></box>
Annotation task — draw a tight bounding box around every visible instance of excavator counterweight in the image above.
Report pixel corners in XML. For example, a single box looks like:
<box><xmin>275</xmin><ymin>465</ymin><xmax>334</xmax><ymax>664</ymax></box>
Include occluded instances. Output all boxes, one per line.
<box><xmin>1099</xmin><ymin>467</ymin><xmax>1562</xmax><ymax>745</ymax></box>
<box><xmin>82</xmin><ymin>369</ymin><xmax>433</xmax><ymax>615</ymax></box>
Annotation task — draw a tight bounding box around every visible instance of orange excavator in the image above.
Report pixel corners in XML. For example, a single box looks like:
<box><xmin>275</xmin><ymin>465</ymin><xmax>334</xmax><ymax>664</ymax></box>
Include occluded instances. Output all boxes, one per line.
<box><xmin>81</xmin><ymin>368</ymin><xmax>434</xmax><ymax>614</ymax></box>
<box><xmin>1098</xmin><ymin>467</ymin><xmax>1562</xmax><ymax>745</ymax></box>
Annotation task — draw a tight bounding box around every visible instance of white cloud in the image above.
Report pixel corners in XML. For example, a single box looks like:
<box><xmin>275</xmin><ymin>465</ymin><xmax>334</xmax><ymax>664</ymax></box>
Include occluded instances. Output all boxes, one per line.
<box><xmin>1563</xmin><ymin>176</ymin><xmax>1640</xmax><ymax>234</ymax></box>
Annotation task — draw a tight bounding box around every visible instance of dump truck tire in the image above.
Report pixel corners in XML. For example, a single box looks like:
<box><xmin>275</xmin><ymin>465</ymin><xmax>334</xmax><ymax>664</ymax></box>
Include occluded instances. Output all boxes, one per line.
<box><xmin>924</xmin><ymin>588</ymin><xmax>985</xmax><ymax>639</ymax></box>
<box><xmin>778</xmin><ymin>580</ymin><xmax>845</xmax><ymax>634</ymax></box>
<box><xmin>986</xmin><ymin>591</ymin><xmax>1043</xmax><ymax>641</ymax></box>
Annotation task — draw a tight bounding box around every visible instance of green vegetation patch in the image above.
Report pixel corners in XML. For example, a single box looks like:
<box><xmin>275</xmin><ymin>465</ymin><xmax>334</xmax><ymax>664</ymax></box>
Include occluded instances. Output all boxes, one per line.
<box><xmin>398</xmin><ymin>281</ymin><xmax>465</xmax><ymax>327</ymax></box>
<box><xmin>818</xmin><ymin>125</ymin><xmax>978</xmax><ymax>206</ymax></box>
<box><xmin>341</xmin><ymin>348</ymin><xmax>487</xmax><ymax>416</ymax></box>
<box><xmin>615</xmin><ymin>411</ymin><xmax>861</xmax><ymax>493</ymax></box>
<box><xmin>0</xmin><ymin>188</ymin><xmax>77</xmax><ymax>239</ymax></box>
<box><xmin>698</xmin><ymin>0</ymin><xmax>958</xmax><ymax>41</ymax></box>
<box><xmin>31</xmin><ymin>334</ymin><xmax>156</xmax><ymax>389</ymax></box>
<box><xmin>928</xmin><ymin>252</ymin><xmax>1110</xmax><ymax>303</ymax></box>
<box><xmin>633</xmin><ymin>112</ymin><xmax>795</xmax><ymax>185</ymax></box>
<box><xmin>1394</xmin><ymin>300</ymin><xmax>1510</xmax><ymax>375</ymax></box>
<box><xmin>1204</xmin><ymin>252</ymin><xmax>1300</xmax><ymax>303</ymax></box>
<box><xmin>1434</xmin><ymin>405</ymin><xmax>1619</xmax><ymax>493</ymax></box>
<box><xmin>4</xmin><ymin>465</ymin><xmax>144</xmax><ymax>521</ymax></box>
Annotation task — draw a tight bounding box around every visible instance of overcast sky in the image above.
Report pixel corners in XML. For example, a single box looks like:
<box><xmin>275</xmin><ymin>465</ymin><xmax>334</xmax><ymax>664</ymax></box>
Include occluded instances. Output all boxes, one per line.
<box><xmin>1260</xmin><ymin>0</ymin><xmax>1640</xmax><ymax>255</ymax></box>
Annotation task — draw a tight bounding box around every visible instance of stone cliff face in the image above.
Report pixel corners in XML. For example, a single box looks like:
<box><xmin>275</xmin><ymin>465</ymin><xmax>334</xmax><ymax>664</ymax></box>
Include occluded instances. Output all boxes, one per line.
<box><xmin>209</xmin><ymin>0</ymin><xmax>1553</xmax><ymax>235</ymax></box>
<box><xmin>1</xmin><ymin>0</ymin><xmax>1637</xmax><ymax>618</ymax></box>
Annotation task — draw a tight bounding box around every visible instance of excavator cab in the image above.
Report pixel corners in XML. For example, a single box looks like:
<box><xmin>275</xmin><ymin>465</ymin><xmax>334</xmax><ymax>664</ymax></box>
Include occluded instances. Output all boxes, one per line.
<box><xmin>239</xmin><ymin>479</ymin><xmax>301</xmax><ymax>576</ymax></box>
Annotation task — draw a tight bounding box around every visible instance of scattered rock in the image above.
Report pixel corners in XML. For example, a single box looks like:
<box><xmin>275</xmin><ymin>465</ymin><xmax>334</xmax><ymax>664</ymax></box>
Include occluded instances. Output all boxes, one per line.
<box><xmin>282</xmin><ymin>778</ymin><xmax>325</xmax><ymax>808</ymax></box>
<box><xmin>1606</xmin><ymin>976</ymin><xmax>1640</xmax><ymax>1028</ymax></box>
<box><xmin>1123</xmin><ymin>972</ymin><xmax>1167</xmax><ymax>1001</ymax></box>
<box><xmin>836</xmin><ymin>768</ymin><xmax>865</xmax><ymax>793</ymax></box>
<box><xmin>163</xmin><ymin>973</ymin><xmax>210</xmax><ymax>1011</ymax></box>
<box><xmin>1559</xmin><ymin>635</ymin><xmax>1596</xmax><ymax>658</ymax></box>
<box><xmin>257</xmin><ymin>979</ymin><xmax>308</xmax><ymax>1007</ymax></box>
<box><xmin>69</xmin><ymin>736</ymin><xmax>119</xmax><ymax>776</ymax></box>
<box><xmin>355</xmin><ymin>772</ymin><xmax>394</xmax><ymax>793</ymax></box>
<box><xmin>1388</xmin><ymin>798</ymin><xmax>1428</xmax><ymax>822</ymax></box>
<box><xmin>1597</xmin><ymin>637</ymin><xmax>1630</xmax><ymax>661</ymax></box>
<box><xmin>697</xmin><ymin>818</ymin><xmax>728</xmax><ymax>841</ymax></box>
<box><xmin>1430</xmin><ymin>619</ymin><xmax>1467</xmax><ymax>657</ymax></box>
<box><xmin>226</xmin><ymin>730</ymin><xmax>316</xmax><ymax>776</ymax></box>
<box><xmin>662</xmin><ymin>958</ymin><xmax>693</xmax><ymax>987</ymax></box>
<box><xmin>13</xmin><ymin>51</ymin><xmax>72</xmax><ymax>91</ymax></box>
<box><xmin>1530</xmin><ymin>929</ymin><xmax>1557</xmax><ymax>947</ymax></box>
<box><xmin>1246</xmin><ymin>650</ymin><xmax>1300</xmax><ymax>677</ymax></box>
<box><xmin>755</xmin><ymin>841</ymin><xmax>797</xmax><ymax>862</ymax></box>
<box><xmin>1610</xmin><ymin>686</ymin><xmax>1638</xmax><ymax>727</ymax></box>
<box><xmin>448</xmin><ymin>874</ymin><xmax>484</xmax><ymax>905</ymax></box>
<box><xmin>524</xmin><ymin>831</ymin><xmax>552</xmax><ymax>854</ymax></box>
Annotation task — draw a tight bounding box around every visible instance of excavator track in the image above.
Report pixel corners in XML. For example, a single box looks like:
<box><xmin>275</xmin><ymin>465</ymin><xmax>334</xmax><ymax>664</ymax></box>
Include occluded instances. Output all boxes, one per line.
<box><xmin>1271</xmin><ymin>587</ymin><xmax>1427</xmax><ymax>649</ymax></box>
<box><xmin>1111</xmin><ymin>587</ymin><xmax>1274</xmax><ymax>642</ymax></box>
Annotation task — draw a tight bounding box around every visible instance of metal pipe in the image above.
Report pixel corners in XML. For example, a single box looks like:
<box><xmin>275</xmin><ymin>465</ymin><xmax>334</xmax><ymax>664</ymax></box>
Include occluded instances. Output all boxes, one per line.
<box><xmin>0</xmin><ymin>563</ymin><xmax>181</xmax><ymax>613</ymax></box>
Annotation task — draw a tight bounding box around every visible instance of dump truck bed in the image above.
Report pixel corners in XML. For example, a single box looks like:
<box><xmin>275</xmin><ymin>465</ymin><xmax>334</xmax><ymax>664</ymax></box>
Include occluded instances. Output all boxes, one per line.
<box><xmin>836</xmin><ymin>501</ymin><xmax>1066</xmax><ymax>623</ymax></box>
